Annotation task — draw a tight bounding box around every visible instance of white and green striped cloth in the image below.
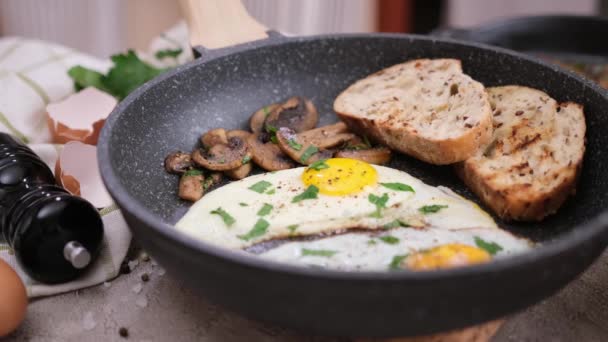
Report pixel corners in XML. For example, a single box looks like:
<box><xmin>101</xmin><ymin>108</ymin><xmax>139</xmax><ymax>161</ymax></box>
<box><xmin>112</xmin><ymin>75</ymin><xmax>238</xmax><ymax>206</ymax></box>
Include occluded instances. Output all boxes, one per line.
<box><xmin>0</xmin><ymin>22</ymin><xmax>192</xmax><ymax>297</ymax></box>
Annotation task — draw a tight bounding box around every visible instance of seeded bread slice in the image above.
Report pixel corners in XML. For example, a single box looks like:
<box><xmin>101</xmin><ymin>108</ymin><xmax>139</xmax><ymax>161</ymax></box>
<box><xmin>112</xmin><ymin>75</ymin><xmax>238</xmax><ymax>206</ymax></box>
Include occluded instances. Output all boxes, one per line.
<box><xmin>457</xmin><ymin>86</ymin><xmax>586</xmax><ymax>221</ymax></box>
<box><xmin>334</xmin><ymin>58</ymin><xmax>493</xmax><ymax>164</ymax></box>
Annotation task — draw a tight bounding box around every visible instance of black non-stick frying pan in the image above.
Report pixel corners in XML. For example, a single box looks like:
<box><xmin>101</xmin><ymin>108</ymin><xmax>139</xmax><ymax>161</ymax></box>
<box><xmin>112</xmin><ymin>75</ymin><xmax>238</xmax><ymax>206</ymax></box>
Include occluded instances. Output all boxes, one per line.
<box><xmin>98</xmin><ymin>2</ymin><xmax>608</xmax><ymax>338</ymax></box>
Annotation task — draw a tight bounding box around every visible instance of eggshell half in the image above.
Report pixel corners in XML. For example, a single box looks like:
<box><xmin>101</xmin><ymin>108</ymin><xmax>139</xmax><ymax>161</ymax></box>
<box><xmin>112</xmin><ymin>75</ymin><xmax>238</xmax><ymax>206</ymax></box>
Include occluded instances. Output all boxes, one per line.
<box><xmin>55</xmin><ymin>141</ymin><xmax>113</xmax><ymax>208</ymax></box>
<box><xmin>46</xmin><ymin>87</ymin><xmax>117</xmax><ymax>145</ymax></box>
<box><xmin>0</xmin><ymin>259</ymin><xmax>27</xmax><ymax>337</ymax></box>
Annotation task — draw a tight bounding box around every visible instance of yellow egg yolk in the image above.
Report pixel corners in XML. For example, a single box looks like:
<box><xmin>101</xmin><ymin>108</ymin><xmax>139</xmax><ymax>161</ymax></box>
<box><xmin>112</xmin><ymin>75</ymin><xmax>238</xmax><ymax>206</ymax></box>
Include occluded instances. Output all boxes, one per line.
<box><xmin>302</xmin><ymin>158</ymin><xmax>377</xmax><ymax>196</ymax></box>
<box><xmin>406</xmin><ymin>243</ymin><xmax>491</xmax><ymax>270</ymax></box>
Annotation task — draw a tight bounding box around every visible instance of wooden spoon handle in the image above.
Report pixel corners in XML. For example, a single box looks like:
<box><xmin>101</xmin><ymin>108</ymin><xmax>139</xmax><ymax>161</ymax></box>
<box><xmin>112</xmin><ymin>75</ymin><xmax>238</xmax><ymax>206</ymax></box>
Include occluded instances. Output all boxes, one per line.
<box><xmin>179</xmin><ymin>0</ymin><xmax>269</xmax><ymax>50</ymax></box>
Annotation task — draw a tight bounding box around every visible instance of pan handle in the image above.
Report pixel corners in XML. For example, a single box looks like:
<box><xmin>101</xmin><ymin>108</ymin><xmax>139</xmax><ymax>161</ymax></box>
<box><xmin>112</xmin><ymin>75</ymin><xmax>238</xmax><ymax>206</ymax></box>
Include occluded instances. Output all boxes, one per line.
<box><xmin>179</xmin><ymin>0</ymin><xmax>276</xmax><ymax>56</ymax></box>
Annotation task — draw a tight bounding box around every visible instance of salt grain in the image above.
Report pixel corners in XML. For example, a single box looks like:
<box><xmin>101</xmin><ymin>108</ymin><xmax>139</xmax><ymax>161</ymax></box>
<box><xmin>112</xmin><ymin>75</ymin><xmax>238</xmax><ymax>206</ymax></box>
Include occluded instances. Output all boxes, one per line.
<box><xmin>83</xmin><ymin>311</ymin><xmax>97</xmax><ymax>330</ymax></box>
<box><xmin>135</xmin><ymin>296</ymin><xmax>148</xmax><ymax>308</ymax></box>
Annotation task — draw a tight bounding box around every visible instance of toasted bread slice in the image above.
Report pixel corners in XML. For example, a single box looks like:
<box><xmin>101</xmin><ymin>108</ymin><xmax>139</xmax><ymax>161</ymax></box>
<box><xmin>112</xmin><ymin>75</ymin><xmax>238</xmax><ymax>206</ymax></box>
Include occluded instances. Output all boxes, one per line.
<box><xmin>457</xmin><ymin>86</ymin><xmax>586</xmax><ymax>221</ymax></box>
<box><xmin>334</xmin><ymin>58</ymin><xmax>492</xmax><ymax>164</ymax></box>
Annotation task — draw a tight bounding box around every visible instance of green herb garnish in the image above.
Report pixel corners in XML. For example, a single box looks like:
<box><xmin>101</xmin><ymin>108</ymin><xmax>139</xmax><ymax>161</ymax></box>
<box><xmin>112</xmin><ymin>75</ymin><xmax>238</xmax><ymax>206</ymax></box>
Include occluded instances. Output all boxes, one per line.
<box><xmin>287</xmin><ymin>224</ymin><xmax>299</xmax><ymax>234</ymax></box>
<box><xmin>183</xmin><ymin>169</ymin><xmax>203</xmax><ymax>177</ymax></box>
<box><xmin>379</xmin><ymin>235</ymin><xmax>400</xmax><ymax>245</ymax></box>
<box><xmin>257</xmin><ymin>203</ymin><xmax>273</xmax><ymax>217</ymax></box>
<box><xmin>239</xmin><ymin>202</ymin><xmax>248</xmax><ymax>207</ymax></box>
<box><xmin>418</xmin><ymin>204</ymin><xmax>448</xmax><ymax>214</ymax></box>
<box><xmin>242</xmin><ymin>155</ymin><xmax>252</xmax><ymax>164</ymax></box>
<box><xmin>210</xmin><ymin>207</ymin><xmax>235</xmax><ymax>227</ymax></box>
<box><xmin>292</xmin><ymin>185</ymin><xmax>319</xmax><ymax>203</ymax></box>
<box><xmin>300</xmin><ymin>145</ymin><xmax>319</xmax><ymax>163</ymax></box>
<box><xmin>287</xmin><ymin>139</ymin><xmax>303</xmax><ymax>151</ymax></box>
<box><xmin>238</xmin><ymin>219</ymin><xmax>269</xmax><ymax>241</ymax></box>
<box><xmin>368</xmin><ymin>193</ymin><xmax>389</xmax><ymax>218</ymax></box>
<box><xmin>265</xmin><ymin>124</ymin><xmax>278</xmax><ymax>133</ymax></box>
<box><xmin>266</xmin><ymin>188</ymin><xmax>276</xmax><ymax>195</ymax></box>
<box><xmin>474</xmin><ymin>236</ymin><xmax>503</xmax><ymax>255</ymax></box>
<box><xmin>380</xmin><ymin>182</ymin><xmax>415</xmax><ymax>192</ymax></box>
<box><xmin>270</xmin><ymin>135</ymin><xmax>279</xmax><ymax>144</ymax></box>
<box><xmin>249</xmin><ymin>180</ymin><xmax>272</xmax><ymax>193</ymax></box>
<box><xmin>367</xmin><ymin>240</ymin><xmax>377</xmax><ymax>246</ymax></box>
<box><xmin>307</xmin><ymin>159</ymin><xmax>329</xmax><ymax>171</ymax></box>
<box><xmin>155</xmin><ymin>48</ymin><xmax>183</xmax><ymax>60</ymax></box>
<box><xmin>383</xmin><ymin>219</ymin><xmax>410</xmax><ymax>229</ymax></box>
<box><xmin>263</xmin><ymin>106</ymin><xmax>271</xmax><ymax>117</ymax></box>
<box><xmin>389</xmin><ymin>254</ymin><xmax>408</xmax><ymax>270</ymax></box>
<box><xmin>301</xmin><ymin>249</ymin><xmax>338</xmax><ymax>257</ymax></box>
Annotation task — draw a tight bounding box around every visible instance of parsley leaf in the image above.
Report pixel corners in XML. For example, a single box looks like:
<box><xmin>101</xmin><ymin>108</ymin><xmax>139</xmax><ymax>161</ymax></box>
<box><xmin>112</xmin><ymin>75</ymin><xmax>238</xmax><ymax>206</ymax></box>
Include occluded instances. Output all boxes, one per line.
<box><xmin>265</xmin><ymin>124</ymin><xmax>278</xmax><ymax>133</ymax></box>
<box><xmin>263</xmin><ymin>106</ymin><xmax>271</xmax><ymax>117</ymax></box>
<box><xmin>67</xmin><ymin>66</ymin><xmax>109</xmax><ymax>93</ymax></box>
<box><xmin>270</xmin><ymin>135</ymin><xmax>279</xmax><ymax>144</ymax></box>
<box><xmin>155</xmin><ymin>48</ymin><xmax>183</xmax><ymax>60</ymax></box>
<box><xmin>380</xmin><ymin>182</ymin><xmax>415</xmax><ymax>192</ymax></box>
<box><xmin>257</xmin><ymin>203</ymin><xmax>273</xmax><ymax>216</ymax></box>
<box><xmin>292</xmin><ymin>185</ymin><xmax>319</xmax><ymax>203</ymax></box>
<box><xmin>383</xmin><ymin>219</ymin><xmax>410</xmax><ymax>229</ymax></box>
<box><xmin>307</xmin><ymin>159</ymin><xmax>329</xmax><ymax>171</ymax></box>
<box><xmin>249</xmin><ymin>180</ymin><xmax>272</xmax><ymax>193</ymax></box>
<box><xmin>238</xmin><ymin>219</ymin><xmax>269</xmax><ymax>241</ymax></box>
<box><xmin>367</xmin><ymin>240</ymin><xmax>377</xmax><ymax>246</ymax></box>
<box><xmin>183</xmin><ymin>169</ymin><xmax>203</xmax><ymax>177</ymax></box>
<box><xmin>389</xmin><ymin>254</ymin><xmax>408</xmax><ymax>270</ymax></box>
<box><xmin>474</xmin><ymin>236</ymin><xmax>503</xmax><ymax>255</ymax></box>
<box><xmin>368</xmin><ymin>193</ymin><xmax>389</xmax><ymax>218</ymax></box>
<box><xmin>418</xmin><ymin>205</ymin><xmax>448</xmax><ymax>214</ymax></box>
<box><xmin>301</xmin><ymin>249</ymin><xmax>338</xmax><ymax>257</ymax></box>
<box><xmin>287</xmin><ymin>224</ymin><xmax>299</xmax><ymax>234</ymax></box>
<box><xmin>242</xmin><ymin>155</ymin><xmax>252</xmax><ymax>164</ymax></box>
<box><xmin>210</xmin><ymin>207</ymin><xmax>235</xmax><ymax>227</ymax></box>
<box><xmin>379</xmin><ymin>235</ymin><xmax>400</xmax><ymax>245</ymax></box>
<box><xmin>287</xmin><ymin>139</ymin><xmax>303</xmax><ymax>151</ymax></box>
<box><xmin>300</xmin><ymin>145</ymin><xmax>319</xmax><ymax>163</ymax></box>
<box><xmin>239</xmin><ymin>202</ymin><xmax>248</xmax><ymax>207</ymax></box>
<box><xmin>266</xmin><ymin>188</ymin><xmax>276</xmax><ymax>195</ymax></box>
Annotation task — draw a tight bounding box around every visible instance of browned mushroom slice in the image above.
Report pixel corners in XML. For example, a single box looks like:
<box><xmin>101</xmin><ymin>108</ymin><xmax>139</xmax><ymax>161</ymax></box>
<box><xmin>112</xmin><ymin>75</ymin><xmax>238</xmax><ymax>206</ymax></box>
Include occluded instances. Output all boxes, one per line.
<box><xmin>222</xmin><ymin>130</ymin><xmax>254</xmax><ymax>179</ymax></box>
<box><xmin>178</xmin><ymin>171</ymin><xmax>204</xmax><ymax>201</ymax></box>
<box><xmin>335</xmin><ymin>147</ymin><xmax>392</xmax><ymax>165</ymax></box>
<box><xmin>164</xmin><ymin>151</ymin><xmax>192</xmax><ymax>174</ymax></box>
<box><xmin>250</xmin><ymin>103</ymin><xmax>280</xmax><ymax>134</ymax></box>
<box><xmin>192</xmin><ymin>134</ymin><xmax>251</xmax><ymax>171</ymax></box>
<box><xmin>247</xmin><ymin>134</ymin><xmax>297</xmax><ymax>171</ymax></box>
<box><xmin>202</xmin><ymin>172</ymin><xmax>223</xmax><ymax>191</ymax></box>
<box><xmin>276</xmin><ymin>127</ymin><xmax>336</xmax><ymax>165</ymax></box>
<box><xmin>297</xmin><ymin>122</ymin><xmax>355</xmax><ymax>149</ymax></box>
<box><xmin>200</xmin><ymin>128</ymin><xmax>228</xmax><ymax>148</ymax></box>
<box><xmin>265</xmin><ymin>96</ymin><xmax>319</xmax><ymax>133</ymax></box>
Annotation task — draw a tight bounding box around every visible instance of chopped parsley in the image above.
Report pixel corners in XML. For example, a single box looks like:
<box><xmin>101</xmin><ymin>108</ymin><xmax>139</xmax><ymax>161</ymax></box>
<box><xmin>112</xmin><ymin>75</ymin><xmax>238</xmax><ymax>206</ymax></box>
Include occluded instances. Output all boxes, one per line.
<box><xmin>210</xmin><ymin>207</ymin><xmax>235</xmax><ymax>227</ymax></box>
<box><xmin>307</xmin><ymin>159</ymin><xmax>329</xmax><ymax>171</ymax></box>
<box><xmin>183</xmin><ymin>169</ymin><xmax>203</xmax><ymax>177</ymax></box>
<box><xmin>242</xmin><ymin>155</ymin><xmax>252</xmax><ymax>164</ymax></box>
<box><xmin>155</xmin><ymin>48</ymin><xmax>183</xmax><ymax>60</ymax></box>
<box><xmin>301</xmin><ymin>249</ymin><xmax>338</xmax><ymax>257</ymax></box>
<box><xmin>368</xmin><ymin>193</ymin><xmax>389</xmax><ymax>218</ymax></box>
<box><xmin>474</xmin><ymin>236</ymin><xmax>503</xmax><ymax>255</ymax></box>
<box><xmin>383</xmin><ymin>219</ymin><xmax>410</xmax><ymax>229</ymax></box>
<box><xmin>257</xmin><ymin>203</ymin><xmax>273</xmax><ymax>216</ymax></box>
<box><xmin>270</xmin><ymin>135</ymin><xmax>278</xmax><ymax>144</ymax></box>
<box><xmin>287</xmin><ymin>224</ymin><xmax>299</xmax><ymax>234</ymax></box>
<box><xmin>266</xmin><ymin>188</ymin><xmax>276</xmax><ymax>195</ymax></box>
<box><xmin>287</xmin><ymin>139</ymin><xmax>303</xmax><ymax>151</ymax></box>
<box><xmin>249</xmin><ymin>180</ymin><xmax>272</xmax><ymax>193</ymax></box>
<box><xmin>300</xmin><ymin>145</ymin><xmax>319</xmax><ymax>163</ymax></box>
<box><xmin>379</xmin><ymin>235</ymin><xmax>400</xmax><ymax>245</ymax></box>
<box><xmin>263</xmin><ymin>106</ymin><xmax>271</xmax><ymax>117</ymax></box>
<box><xmin>389</xmin><ymin>254</ymin><xmax>408</xmax><ymax>270</ymax></box>
<box><xmin>239</xmin><ymin>202</ymin><xmax>248</xmax><ymax>207</ymax></box>
<box><xmin>265</xmin><ymin>124</ymin><xmax>278</xmax><ymax>133</ymax></box>
<box><xmin>292</xmin><ymin>185</ymin><xmax>319</xmax><ymax>203</ymax></box>
<box><xmin>367</xmin><ymin>239</ymin><xmax>377</xmax><ymax>246</ymax></box>
<box><xmin>418</xmin><ymin>204</ymin><xmax>448</xmax><ymax>214</ymax></box>
<box><xmin>238</xmin><ymin>218</ymin><xmax>269</xmax><ymax>241</ymax></box>
<box><xmin>380</xmin><ymin>182</ymin><xmax>414</xmax><ymax>192</ymax></box>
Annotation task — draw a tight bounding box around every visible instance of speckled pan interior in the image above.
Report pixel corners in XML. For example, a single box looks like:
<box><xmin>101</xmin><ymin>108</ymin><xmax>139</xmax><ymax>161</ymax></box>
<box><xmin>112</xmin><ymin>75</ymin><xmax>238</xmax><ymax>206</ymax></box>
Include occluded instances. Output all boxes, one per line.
<box><xmin>99</xmin><ymin>34</ymin><xmax>608</xmax><ymax>337</ymax></box>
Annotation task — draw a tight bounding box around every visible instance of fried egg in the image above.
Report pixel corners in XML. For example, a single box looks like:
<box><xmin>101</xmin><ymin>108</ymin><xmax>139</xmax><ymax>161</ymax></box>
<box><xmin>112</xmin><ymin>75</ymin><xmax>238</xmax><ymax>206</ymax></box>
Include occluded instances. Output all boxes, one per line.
<box><xmin>175</xmin><ymin>158</ymin><xmax>531</xmax><ymax>270</ymax></box>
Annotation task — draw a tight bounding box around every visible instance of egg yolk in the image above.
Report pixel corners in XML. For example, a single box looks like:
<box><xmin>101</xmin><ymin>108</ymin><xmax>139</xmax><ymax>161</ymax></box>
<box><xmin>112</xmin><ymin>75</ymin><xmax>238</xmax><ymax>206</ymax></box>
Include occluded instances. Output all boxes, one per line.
<box><xmin>406</xmin><ymin>243</ymin><xmax>491</xmax><ymax>271</ymax></box>
<box><xmin>302</xmin><ymin>158</ymin><xmax>377</xmax><ymax>196</ymax></box>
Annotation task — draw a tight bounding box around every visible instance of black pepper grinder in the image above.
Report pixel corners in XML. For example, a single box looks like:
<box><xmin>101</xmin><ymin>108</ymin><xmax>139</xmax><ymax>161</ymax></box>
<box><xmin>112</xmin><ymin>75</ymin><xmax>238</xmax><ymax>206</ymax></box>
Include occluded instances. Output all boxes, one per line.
<box><xmin>0</xmin><ymin>133</ymin><xmax>104</xmax><ymax>284</ymax></box>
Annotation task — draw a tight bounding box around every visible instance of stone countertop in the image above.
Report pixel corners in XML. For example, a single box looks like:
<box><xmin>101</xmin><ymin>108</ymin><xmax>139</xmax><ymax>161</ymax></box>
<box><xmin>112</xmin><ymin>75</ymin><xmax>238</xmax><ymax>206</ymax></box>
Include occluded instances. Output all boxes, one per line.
<box><xmin>7</xmin><ymin>249</ymin><xmax>608</xmax><ymax>342</ymax></box>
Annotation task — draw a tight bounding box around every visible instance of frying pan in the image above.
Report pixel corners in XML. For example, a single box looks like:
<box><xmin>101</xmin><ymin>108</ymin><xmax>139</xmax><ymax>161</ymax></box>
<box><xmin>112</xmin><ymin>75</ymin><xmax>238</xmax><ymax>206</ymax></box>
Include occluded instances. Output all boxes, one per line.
<box><xmin>432</xmin><ymin>15</ymin><xmax>608</xmax><ymax>64</ymax></box>
<box><xmin>98</xmin><ymin>1</ymin><xmax>608</xmax><ymax>337</ymax></box>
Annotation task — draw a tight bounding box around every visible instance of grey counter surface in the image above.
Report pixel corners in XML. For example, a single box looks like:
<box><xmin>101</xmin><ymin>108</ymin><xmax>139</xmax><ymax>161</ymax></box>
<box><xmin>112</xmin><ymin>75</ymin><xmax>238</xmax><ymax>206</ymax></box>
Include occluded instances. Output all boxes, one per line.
<box><xmin>7</xmin><ymin>249</ymin><xmax>608</xmax><ymax>342</ymax></box>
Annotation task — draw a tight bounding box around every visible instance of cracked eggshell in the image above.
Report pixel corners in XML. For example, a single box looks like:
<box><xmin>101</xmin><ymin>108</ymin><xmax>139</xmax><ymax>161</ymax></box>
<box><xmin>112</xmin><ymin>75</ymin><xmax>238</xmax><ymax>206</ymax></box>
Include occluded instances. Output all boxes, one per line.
<box><xmin>55</xmin><ymin>141</ymin><xmax>113</xmax><ymax>208</ymax></box>
<box><xmin>46</xmin><ymin>87</ymin><xmax>117</xmax><ymax>145</ymax></box>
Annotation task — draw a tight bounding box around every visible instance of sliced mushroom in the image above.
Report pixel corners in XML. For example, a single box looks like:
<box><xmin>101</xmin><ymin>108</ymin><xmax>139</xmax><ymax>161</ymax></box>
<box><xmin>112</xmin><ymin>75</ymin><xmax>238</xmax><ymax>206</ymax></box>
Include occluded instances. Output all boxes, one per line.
<box><xmin>335</xmin><ymin>147</ymin><xmax>392</xmax><ymax>165</ymax></box>
<box><xmin>250</xmin><ymin>103</ymin><xmax>280</xmax><ymax>134</ymax></box>
<box><xmin>192</xmin><ymin>133</ymin><xmax>251</xmax><ymax>171</ymax></box>
<box><xmin>164</xmin><ymin>151</ymin><xmax>192</xmax><ymax>174</ymax></box>
<box><xmin>265</xmin><ymin>96</ymin><xmax>318</xmax><ymax>133</ymax></box>
<box><xmin>247</xmin><ymin>134</ymin><xmax>297</xmax><ymax>171</ymax></box>
<box><xmin>203</xmin><ymin>172</ymin><xmax>223</xmax><ymax>191</ymax></box>
<box><xmin>200</xmin><ymin>128</ymin><xmax>228</xmax><ymax>148</ymax></box>
<box><xmin>276</xmin><ymin>127</ymin><xmax>336</xmax><ymax>165</ymax></box>
<box><xmin>224</xmin><ymin>130</ymin><xmax>253</xmax><ymax>179</ymax></box>
<box><xmin>297</xmin><ymin>122</ymin><xmax>355</xmax><ymax>149</ymax></box>
<box><xmin>178</xmin><ymin>172</ymin><xmax>204</xmax><ymax>201</ymax></box>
